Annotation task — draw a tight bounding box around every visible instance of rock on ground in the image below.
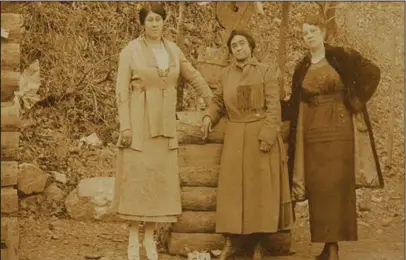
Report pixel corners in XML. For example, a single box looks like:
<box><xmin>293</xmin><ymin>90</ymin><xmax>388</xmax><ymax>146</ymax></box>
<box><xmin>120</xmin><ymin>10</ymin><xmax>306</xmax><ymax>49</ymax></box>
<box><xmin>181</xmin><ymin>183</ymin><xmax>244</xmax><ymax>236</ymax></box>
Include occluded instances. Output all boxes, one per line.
<box><xmin>44</xmin><ymin>183</ymin><xmax>65</xmax><ymax>202</ymax></box>
<box><xmin>65</xmin><ymin>177</ymin><xmax>117</xmax><ymax>221</ymax></box>
<box><xmin>18</xmin><ymin>163</ymin><xmax>51</xmax><ymax>195</ymax></box>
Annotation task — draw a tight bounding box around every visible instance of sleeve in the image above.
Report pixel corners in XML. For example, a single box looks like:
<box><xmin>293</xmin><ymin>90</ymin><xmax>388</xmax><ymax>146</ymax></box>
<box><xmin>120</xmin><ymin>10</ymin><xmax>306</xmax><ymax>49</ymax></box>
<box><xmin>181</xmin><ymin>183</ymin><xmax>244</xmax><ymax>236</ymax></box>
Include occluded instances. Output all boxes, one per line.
<box><xmin>345</xmin><ymin>47</ymin><xmax>381</xmax><ymax>106</ymax></box>
<box><xmin>258</xmin><ymin>66</ymin><xmax>281</xmax><ymax>146</ymax></box>
<box><xmin>178</xmin><ymin>49</ymin><xmax>213</xmax><ymax>105</ymax></box>
<box><xmin>281</xmin><ymin>64</ymin><xmax>301</xmax><ymax>122</ymax></box>
<box><xmin>203</xmin><ymin>73</ymin><xmax>227</xmax><ymax>126</ymax></box>
<box><xmin>115</xmin><ymin>49</ymin><xmax>132</xmax><ymax>132</ymax></box>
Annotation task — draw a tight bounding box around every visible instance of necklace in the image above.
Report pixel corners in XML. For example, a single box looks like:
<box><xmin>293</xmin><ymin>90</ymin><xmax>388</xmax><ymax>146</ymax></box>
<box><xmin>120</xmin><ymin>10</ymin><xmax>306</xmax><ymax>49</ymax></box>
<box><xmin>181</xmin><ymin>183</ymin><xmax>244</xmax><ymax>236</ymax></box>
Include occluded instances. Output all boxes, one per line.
<box><xmin>148</xmin><ymin>40</ymin><xmax>170</xmax><ymax>79</ymax></box>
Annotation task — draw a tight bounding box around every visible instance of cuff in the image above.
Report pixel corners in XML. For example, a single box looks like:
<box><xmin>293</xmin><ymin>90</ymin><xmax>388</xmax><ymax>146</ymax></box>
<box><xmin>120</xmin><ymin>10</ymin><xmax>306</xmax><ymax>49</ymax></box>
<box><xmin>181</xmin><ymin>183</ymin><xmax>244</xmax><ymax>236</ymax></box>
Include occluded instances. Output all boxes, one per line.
<box><xmin>346</xmin><ymin>92</ymin><xmax>364</xmax><ymax>113</ymax></box>
<box><xmin>258</xmin><ymin>126</ymin><xmax>277</xmax><ymax>146</ymax></box>
<box><xmin>119</xmin><ymin>124</ymin><xmax>131</xmax><ymax>132</ymax></box>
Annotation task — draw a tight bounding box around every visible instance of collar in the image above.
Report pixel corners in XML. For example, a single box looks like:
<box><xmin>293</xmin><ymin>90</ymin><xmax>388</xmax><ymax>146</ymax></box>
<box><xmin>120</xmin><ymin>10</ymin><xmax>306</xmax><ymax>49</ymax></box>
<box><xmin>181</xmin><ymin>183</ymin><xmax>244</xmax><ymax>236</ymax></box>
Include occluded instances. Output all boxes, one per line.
<box><xmin>304</xmin><ymin>42</ymin><xmax>334</xmax><ymax>59</ymax></box>
<box><xmin>232</xmin><ymin>56</ymin><xmax>260</xmax><ymax>70</ymax></box>
<box><xmin>139</xmin><ymin>36</ymin><xmax>176</xmax><ymax>68</ymax></box>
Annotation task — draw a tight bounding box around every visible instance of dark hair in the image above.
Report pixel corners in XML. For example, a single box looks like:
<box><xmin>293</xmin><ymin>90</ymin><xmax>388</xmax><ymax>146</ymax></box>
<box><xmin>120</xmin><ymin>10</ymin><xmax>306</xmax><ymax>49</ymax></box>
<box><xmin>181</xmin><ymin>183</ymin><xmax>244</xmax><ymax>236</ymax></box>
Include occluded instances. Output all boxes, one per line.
<box><xmin>303</xmin><ymin>14</ymin><xmax>325</xmax><ymax>29</ymax></box>
<box><xmin>139</xmin><ymin>3</ymin><xmax>167</xmax><ymax>25</ymax></box>
<box><xmin>227</xmin><ymin>29</ymin><xmax>256</xmax><ymax>54</ymax></box>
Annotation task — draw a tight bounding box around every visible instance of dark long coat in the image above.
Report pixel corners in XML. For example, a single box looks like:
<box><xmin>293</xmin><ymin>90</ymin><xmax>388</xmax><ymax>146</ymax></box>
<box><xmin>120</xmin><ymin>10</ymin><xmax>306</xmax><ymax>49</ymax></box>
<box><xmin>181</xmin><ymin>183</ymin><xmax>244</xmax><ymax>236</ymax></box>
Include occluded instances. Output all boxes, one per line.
<box><xmin>281</xmin><ymin>43</ymin><xmax>383</xmax><ymax>201</ymax></box>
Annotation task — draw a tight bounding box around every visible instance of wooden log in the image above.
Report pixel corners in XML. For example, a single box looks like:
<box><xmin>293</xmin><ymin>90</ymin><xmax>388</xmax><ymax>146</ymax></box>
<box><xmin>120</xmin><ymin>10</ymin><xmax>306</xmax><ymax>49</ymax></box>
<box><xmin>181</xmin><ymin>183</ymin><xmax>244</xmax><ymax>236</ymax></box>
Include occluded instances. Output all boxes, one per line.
<box><xmin>178</xmin><ymin>144</ymin><xmax>222</xmax><ymax>168</ymax></box>
<box><xmin>0</xmin><ymin>2</ymin><xmax>22</xmax><ymax>13</ymax></box>
<box><xmin>176</xmin><ymin>110</ymin><xmax>291</xmax><ymax>144</ymax></box>
<box><xmin>1</xmin><ymin>161</ymin><xmax>18</xmax><ymax>187</ymax></box>
<box><xmin>1</xmin><ymin>102</ymin><xmax>20</xmax><ymax>131</ymax></box>
<box><xmin>1</xmin><ymin>43</ymin><xmax>20</xmax><ymax>70</ymax></box>
<box><xmin>168</xmin><ymin>233</ymin><xmax>224</xmax><ymax>256</ymax></box>
<box><xmin>173</xmin><ymin>211</ymin><xmax>216</xmax><ymax>233</ymax></box>
<box><xmin>177</xmin><ymin>111</ymin><xmax>226</xmax><ymax>145</ymax></box>
<box><xmin>179</xmin><ymin>165</ymin><xmax>219</xmax><ymax>187</ymax></box>
<box><xmin>1</xmin><ymin>70</ymin><xmax>20</xmax><ymax>102</ymax></box>
<box><xmin>0</xmin><ymin>217</ymin><xmax>19</xmax><ymax>260</ymax></box>
<box><xmin>1</xmin><ymin>187</ymin><xmax>19</xmax><ymax>213</ymax></box>
<box><xmin>0</xmin><ymin>132</ymin><xmax>19</xmax><ymax>160</ymax></box>
<box><xmin>181</xmin><ymin>187</ymin><xmax>216</xmax><ymax>211</ymax></box>
<box><xmin>1</xmin><ymin>13</ymin><xmax>21</xmax><ymax>43</ymax></box>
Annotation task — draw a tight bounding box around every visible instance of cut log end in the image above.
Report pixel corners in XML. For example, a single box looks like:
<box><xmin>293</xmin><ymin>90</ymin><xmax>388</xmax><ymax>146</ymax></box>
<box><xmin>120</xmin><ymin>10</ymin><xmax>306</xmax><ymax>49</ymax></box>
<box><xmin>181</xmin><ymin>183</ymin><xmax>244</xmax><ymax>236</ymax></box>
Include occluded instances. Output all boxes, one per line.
<box><xmin>1</xmin><ymin>187</ymin><xmax>19</xmax><ymax>213</ymax></box>
<box><xmin>1</xmin><ymin>132</ymin><xmax>20</xmax><ymax>161</ymax></box>
<box><xmin>181</xmin><ymin>187</ymin><xmax>217</xmax><ymax>211</ymax></box>
<box><xmin>1</xmin><ymin>102</ymin><xmax>21</xmax><ymax>131</ymax></box>
<box><xmin>1</xmin><ymin>43</ymin><xmax>20</xmax><ymax>70</ymax></box>
<box><xmin>1</xmin><ymin>14</ymin><xmax>21</xmax><ymax>43</ymax></box>
<box><xmin>0</xmin><ymin>217</ymin><xmax>19</xmax><ymax>260</ymax></box>
<box><xmin>1</xmin><ymin>71</ymin><xmax>20</xmax><ymax>102</ymax></box>
<box><xmin>177</xmin><ymin>111</ymin><xmax>226</xmax><ymax>145</ymax></box>
<box><xmin>178</xmin><ymin>144</ymin><xmax>222</xmax><ymax>168</ymax></box>
<box><xmin>1</xmin><ymin>161</ymin><xmax>18</xmax><ymax>187</ymax></box>
<box><xmin>179</xmin><ymin>166</ymin><xmax>219</xmax><ymax>187</ymax></box>
<box><xmin>0</xmin><ymin>2</ymin><xmax>22</xmax><ymax>13</ymax></box>
<box><xmin>172</xmin><ymin>211</ymin><xmax>216</xmax><ymax>233</ymax></box>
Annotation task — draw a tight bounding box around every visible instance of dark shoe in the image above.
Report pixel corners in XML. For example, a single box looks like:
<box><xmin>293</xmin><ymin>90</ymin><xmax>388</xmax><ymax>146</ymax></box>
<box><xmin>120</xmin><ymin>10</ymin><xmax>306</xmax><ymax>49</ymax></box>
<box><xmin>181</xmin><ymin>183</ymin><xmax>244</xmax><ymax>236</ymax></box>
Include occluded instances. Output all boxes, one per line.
<box><xmin>315</xmin><ymin>244</ymin><xmax>328</xmax><ymax>260</ymax></box>
<box><xmin>219</xmin><ymin>237</ymin><xmax>235</xmax><ymax>260</ymax></box>
<box><xmin>252</xmin><ymin>242</ymin><xmax>264</xmax><ymax>260</ymax></box>
<box><xmin>315</xmin><ymin>253</ymin><xmax>328</xmax><ymax>260</ymax></box>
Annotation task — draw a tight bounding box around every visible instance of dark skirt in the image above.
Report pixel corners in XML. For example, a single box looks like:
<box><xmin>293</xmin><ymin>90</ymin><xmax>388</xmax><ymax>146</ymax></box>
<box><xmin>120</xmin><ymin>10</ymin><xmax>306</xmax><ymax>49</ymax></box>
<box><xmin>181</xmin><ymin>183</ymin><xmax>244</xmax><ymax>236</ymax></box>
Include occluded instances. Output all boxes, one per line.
<box><xmin>303</xmin><ymin>95</ymin><xmax>358</xmax><ymax>242</ymax></box>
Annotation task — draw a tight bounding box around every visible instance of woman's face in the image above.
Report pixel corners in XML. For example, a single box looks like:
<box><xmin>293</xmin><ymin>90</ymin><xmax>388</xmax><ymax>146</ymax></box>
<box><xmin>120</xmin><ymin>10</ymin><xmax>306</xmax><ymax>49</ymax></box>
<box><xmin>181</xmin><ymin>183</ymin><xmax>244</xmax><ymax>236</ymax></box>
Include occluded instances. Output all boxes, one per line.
<box><xmin>144</xmin><ymin>11</ymin><xmax>164</xmax><ymax>40</ymax></box>
<box><xmin>230</xmin><ymin>35</ymin><xmax>252</xmax><ymax>62</ymax></box>
<box><xmin>302</xmin><ymin>23</ymin><xmax>325</xmax><ymax>50</ymax></box>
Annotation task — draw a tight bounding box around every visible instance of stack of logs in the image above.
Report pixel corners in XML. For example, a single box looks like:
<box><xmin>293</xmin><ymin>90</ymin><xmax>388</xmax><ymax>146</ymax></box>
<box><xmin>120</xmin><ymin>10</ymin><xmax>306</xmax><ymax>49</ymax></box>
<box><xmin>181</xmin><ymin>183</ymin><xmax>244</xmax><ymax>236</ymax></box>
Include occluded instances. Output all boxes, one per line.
<box><xmin>163</xmin><ymin>112</ymin><xmax>291</xmax><ymax>258</ymax></box>
<box><xmin>1</xmin><ymin>2</ymin><xmax>22</xmax><ymax>260</ymax></box>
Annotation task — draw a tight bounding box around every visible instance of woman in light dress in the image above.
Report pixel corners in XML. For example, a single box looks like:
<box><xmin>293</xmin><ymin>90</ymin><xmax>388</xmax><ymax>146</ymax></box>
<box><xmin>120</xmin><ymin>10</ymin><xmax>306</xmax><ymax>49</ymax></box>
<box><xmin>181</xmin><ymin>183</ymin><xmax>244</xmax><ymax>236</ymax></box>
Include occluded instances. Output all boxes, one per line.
<box><xmin>112</xmin><ymin>3</ymin><xmax>212</xmax><ymax>260</ymax></box>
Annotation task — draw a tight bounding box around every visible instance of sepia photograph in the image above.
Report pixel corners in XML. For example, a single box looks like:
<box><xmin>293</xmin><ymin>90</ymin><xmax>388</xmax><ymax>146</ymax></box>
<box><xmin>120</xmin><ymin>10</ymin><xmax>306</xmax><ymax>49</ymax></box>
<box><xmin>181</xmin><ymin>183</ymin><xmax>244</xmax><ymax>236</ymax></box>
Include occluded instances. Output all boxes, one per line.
<box><xmin>0</xmin><ymin>1</ymin><xmax>404</xmax><ymax>260</ymax></box>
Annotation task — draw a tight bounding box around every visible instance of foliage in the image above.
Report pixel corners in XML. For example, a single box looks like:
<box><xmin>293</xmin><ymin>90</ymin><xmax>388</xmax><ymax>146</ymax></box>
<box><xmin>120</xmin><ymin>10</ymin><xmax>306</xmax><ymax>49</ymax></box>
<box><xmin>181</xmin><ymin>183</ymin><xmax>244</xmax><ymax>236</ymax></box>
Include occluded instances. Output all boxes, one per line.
<box><xmin>19</xmin><ymin>1</ymin><xmax>404</xmax><ymax>207</ymax></box>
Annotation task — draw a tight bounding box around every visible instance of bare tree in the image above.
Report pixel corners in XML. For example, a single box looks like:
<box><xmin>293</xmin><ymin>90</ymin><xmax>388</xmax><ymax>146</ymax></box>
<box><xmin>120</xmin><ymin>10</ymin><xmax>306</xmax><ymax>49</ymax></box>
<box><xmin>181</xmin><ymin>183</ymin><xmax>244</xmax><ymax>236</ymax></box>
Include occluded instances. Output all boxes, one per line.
<box><xmin>316</xmin><ymin>2</ymin><xmax>339</xmax><ymax>40</ymax></box>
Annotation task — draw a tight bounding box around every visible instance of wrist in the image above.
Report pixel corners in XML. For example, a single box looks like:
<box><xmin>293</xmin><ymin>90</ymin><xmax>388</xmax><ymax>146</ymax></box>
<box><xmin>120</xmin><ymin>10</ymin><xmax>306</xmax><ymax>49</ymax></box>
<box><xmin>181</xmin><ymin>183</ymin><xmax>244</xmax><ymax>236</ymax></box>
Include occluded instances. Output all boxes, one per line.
<box><xmin>202</xmin><ymin>115</ymin><xmax>212</xmax><ymax>122</ymax></box>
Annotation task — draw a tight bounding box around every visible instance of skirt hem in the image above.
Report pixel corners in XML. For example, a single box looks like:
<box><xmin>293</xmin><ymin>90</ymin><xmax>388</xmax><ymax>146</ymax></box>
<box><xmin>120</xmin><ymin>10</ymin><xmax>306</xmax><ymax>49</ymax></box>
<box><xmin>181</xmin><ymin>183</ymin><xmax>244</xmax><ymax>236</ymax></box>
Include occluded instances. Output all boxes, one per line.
<box><xmin>116</xmin><ymin>213</ymin><xmax>179</xmax><ymax>223</ymax></box>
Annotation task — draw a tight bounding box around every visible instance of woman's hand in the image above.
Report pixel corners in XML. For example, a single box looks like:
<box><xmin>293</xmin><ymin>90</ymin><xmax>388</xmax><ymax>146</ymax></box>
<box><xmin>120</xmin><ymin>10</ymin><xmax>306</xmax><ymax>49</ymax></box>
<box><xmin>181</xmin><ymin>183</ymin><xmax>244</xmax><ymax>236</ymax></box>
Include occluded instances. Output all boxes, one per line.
<box><xmin>259</xmin><ymin>140</ymin><xmax>271</xmax><ymax>152</ymax></box>
<box><xmin>120</xmin><ymin>129</ymin><xmax>132</xmax><ymax>147</ymax></box>
<box><xmin>201</xmin><ymin>116</ymin><xmax>212</xmax><ymax>140</ymax></box>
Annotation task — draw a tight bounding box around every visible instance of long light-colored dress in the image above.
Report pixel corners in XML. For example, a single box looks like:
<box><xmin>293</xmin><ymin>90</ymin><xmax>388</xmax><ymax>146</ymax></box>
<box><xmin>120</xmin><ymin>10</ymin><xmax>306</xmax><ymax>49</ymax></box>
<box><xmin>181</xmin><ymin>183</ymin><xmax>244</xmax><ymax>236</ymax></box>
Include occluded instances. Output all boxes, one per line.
<box><xmin>112</xmin><ymin>36</ymin><xmax>212</xmax><ymax>222</ymax></box>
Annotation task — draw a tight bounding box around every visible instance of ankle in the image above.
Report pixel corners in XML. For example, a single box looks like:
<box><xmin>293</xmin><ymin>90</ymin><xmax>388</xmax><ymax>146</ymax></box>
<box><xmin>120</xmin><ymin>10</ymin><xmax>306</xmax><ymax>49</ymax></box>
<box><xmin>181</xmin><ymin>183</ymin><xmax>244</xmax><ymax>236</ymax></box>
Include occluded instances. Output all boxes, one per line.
<box><xmin>143</xmin><ymin>239</ymin><xmax>158</xmax><ymax>260</ymax></box>
<box><xmin>327</xmin><ymin>242</ymin><xmax>339</xmax><ymax>253</ymax></box>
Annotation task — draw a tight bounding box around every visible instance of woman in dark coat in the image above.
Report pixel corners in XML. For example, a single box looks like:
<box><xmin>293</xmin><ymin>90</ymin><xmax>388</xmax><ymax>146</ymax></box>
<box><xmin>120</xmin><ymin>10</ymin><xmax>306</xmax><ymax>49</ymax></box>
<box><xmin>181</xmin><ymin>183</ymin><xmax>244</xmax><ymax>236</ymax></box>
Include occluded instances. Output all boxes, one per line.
<box><xmin>202</xmin><ymin>30</ymin><xmax>293</xmax><ymax>260</ymax></box>
<box><xmin>282</xmin><ymin>14</ymin><xmax>382</xmax><ymax>260</ymax></box>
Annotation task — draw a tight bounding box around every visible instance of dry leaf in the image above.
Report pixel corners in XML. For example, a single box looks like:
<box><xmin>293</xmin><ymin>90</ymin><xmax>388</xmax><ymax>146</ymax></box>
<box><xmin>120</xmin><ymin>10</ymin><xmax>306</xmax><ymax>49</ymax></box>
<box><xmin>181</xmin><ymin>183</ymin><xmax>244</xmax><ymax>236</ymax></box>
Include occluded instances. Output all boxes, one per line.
<box><xmin>16</xmin><ymin>60</ymin><xmax>41</xmax><ymax>110</ymax></box>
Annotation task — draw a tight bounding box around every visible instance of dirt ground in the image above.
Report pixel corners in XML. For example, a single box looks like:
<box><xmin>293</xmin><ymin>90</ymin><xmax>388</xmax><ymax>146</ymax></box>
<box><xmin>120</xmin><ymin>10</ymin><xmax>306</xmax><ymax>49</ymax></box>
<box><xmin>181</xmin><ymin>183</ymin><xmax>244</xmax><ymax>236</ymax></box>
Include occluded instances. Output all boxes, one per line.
<box><xmin>18</xmin><ymin>176</ymin><xmax>404</xmax><ymax>260</ymax></box>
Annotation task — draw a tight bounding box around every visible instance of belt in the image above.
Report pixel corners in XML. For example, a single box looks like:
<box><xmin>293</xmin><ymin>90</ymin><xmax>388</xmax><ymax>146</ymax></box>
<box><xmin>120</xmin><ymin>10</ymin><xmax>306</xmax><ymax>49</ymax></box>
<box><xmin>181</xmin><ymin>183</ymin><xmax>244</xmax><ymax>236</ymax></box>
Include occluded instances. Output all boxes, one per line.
<box><xmin>228</xmin><ymin>114</ymin><xmax>266</xmax><ymax>123</ymax></box>
<box><xmin>301</xmin><ymin>90</ymin><xmax>344</xmax><ymax>106</ymax></box>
